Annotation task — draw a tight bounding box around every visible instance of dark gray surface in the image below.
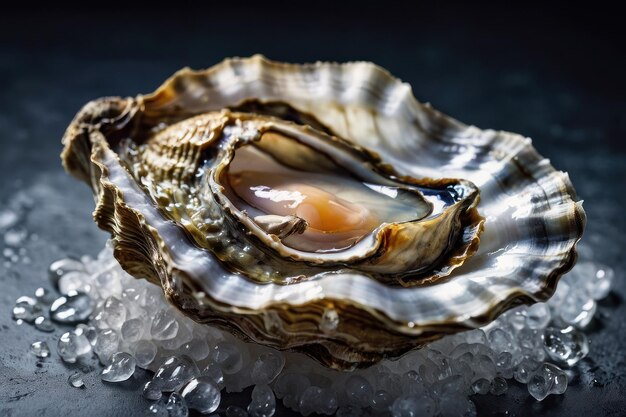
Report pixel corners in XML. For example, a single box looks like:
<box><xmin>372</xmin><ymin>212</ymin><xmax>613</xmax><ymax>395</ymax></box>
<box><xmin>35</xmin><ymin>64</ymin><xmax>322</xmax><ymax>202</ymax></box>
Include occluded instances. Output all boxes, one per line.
<box><xmin>1</xmin><ymin>4</ymin><xmax>625</xmax><ymax>416</ymax></box>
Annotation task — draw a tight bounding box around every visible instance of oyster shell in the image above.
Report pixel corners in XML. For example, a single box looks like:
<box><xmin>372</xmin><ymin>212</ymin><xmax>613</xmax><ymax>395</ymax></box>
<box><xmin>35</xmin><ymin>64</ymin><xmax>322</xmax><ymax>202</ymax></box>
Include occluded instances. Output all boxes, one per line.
<box><xmin>62</xmin><ymin>56</ymin><xmax>585</xmax><ymax>369</ymax></box>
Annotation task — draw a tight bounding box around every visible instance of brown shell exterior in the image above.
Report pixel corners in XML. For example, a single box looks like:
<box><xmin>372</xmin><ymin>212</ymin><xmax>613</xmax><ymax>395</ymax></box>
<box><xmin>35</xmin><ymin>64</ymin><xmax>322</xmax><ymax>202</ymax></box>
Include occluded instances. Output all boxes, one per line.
<box><xmin>61</xmin><ymin>56</ymin><xmax>585</xmax><ymax>369</ymax></box>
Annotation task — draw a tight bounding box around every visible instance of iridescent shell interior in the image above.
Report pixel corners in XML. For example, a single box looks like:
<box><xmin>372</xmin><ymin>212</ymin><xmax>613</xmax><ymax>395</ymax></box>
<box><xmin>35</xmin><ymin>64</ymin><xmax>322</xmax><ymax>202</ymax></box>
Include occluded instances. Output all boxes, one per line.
<box><xmin>61</xmin><ymin>55</ymin><xmax>585</xmax><ymax>369</ymax></box>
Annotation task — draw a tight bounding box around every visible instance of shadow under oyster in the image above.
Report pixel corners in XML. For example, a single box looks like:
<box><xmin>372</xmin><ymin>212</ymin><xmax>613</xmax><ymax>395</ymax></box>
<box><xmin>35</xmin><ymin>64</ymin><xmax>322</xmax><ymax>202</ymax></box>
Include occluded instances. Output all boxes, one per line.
<box><xmin>61</xmin><ymin>55</ymin><xmax>585</xmax><ymax>369</ymax></box>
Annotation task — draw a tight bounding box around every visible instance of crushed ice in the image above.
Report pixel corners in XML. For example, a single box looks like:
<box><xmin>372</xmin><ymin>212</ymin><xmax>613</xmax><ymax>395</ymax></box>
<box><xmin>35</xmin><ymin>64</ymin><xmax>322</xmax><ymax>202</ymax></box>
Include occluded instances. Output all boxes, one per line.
<box><xmin>12</xmin><ymin>240</ymin><xmax>616</xmax><ymax>416</ymax></box>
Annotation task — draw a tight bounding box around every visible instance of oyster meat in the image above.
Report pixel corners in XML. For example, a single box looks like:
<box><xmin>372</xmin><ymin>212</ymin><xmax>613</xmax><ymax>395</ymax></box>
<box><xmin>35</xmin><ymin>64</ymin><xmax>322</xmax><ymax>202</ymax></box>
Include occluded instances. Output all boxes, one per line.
<box><xmin>62</xmin><ymin>56</ymin><xmax>585</xmax><ymax>369</ymax></box>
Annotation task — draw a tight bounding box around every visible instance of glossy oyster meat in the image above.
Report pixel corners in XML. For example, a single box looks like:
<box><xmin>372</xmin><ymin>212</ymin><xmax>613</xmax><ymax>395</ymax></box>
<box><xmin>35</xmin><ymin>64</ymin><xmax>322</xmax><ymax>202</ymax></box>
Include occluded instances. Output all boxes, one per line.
<box><xmin>62</xmin><ymin>56</ymin><xmax>585</xmax><ymax>369</ymax></box>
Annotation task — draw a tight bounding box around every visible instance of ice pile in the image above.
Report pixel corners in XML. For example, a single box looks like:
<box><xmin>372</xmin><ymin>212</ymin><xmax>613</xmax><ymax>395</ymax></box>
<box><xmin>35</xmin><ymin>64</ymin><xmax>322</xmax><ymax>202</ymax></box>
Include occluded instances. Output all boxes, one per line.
<box><xmin>16</xmin><ymin>241</ymin><xmax>614</xmax><ymax>416</ymax></box>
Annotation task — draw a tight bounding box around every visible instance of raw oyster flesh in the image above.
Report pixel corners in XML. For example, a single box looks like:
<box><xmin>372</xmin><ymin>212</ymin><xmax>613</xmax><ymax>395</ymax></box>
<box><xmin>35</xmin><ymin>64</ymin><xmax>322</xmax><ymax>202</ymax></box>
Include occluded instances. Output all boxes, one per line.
<box><xmin>61</xmin><ymin>56</ymin><xmax>585</xmax><ymax>369</ymax></box>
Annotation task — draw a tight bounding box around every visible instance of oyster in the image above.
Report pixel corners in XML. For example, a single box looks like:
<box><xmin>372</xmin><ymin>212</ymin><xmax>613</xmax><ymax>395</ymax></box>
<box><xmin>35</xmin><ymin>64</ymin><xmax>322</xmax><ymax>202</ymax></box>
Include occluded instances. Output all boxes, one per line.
<box><xmin>62</xmin><ymin>56</ymin><xmax>585</xmax><ymax>369</ymax></box>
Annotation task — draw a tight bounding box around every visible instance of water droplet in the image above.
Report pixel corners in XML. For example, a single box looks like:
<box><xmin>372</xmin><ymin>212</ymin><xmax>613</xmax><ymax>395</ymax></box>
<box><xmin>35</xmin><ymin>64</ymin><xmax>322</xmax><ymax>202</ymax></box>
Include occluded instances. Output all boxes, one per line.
<box><xmin>13</xmin><ymin>296</ymin><xmax>43</xmax><ymax>323</ymax></box>
<box><xmin>589</xmin><ymin>264</ymin><xmax>614</xmax><ymax>300</ymax></box>
<box><xmin>34</xmin><ymin>316</ymin><xmax>55</xmax><ymax>332</ymax></box>
<box><xmin>0</xmin><ymin>209</ymin><xmax>18</xmax><ymax>229</ymax></box>
<box><xmin>49</xmin><ymin>258</ymin><xmax>86</xmax><ymax>290</ymax></box>
<box><xmin>34</xmin><ymin>287</ymin><xmax>56</xmax><ymax>304</ymax></box>
<box><xmin>101</xmin><ymin>352</ymin><xmax>136</xmax><ymax>382</ymax></box>
<box><xmin>68</xmin><ymin>372</ymin><xmax>85</xmax><ymax>388</ymax></box>
<box><xmin>30</xmin><ymin>341</ymin><xmax>50</xmax><ymax>358</ymax></box>
<box><xmin>50</xmin><ymin>292</ymin><xmax>93</xmax><ymax>324</ymax></box>
<box><xmin>181</xmin><ymin>377</ymin><xmax>221</xmax><ymax>414</ymax></box>
<box><xmin>58</xmin><ymin>271</ymin><xmax>92</xmax><ymax>295</ymax></box>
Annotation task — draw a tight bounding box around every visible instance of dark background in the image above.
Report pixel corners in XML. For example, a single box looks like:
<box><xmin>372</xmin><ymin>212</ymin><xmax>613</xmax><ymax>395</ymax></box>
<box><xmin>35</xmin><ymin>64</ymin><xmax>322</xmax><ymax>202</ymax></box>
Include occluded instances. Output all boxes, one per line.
<box><xmin>1</xmin><ymin>2</ymin><xmax>625</xmax><ymax>416</ymax></box>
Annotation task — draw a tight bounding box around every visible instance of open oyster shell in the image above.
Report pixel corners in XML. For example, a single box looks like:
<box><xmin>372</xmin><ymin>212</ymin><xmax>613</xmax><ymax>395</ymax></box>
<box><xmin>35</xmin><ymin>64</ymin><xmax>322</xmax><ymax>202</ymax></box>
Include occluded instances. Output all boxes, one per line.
<box><xmin>62</xmin><ymin>55</ymin><xmax>585</xmax><ymax>369</ymax></box>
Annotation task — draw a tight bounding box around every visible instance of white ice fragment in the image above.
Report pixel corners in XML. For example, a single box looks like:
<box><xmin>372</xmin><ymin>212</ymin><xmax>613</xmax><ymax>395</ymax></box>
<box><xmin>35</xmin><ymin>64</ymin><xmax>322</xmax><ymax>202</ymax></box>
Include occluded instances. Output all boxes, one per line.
<box><xmin>181</xmin><ymin>377</ymin><xmax>221</xmax><ymax>414</ymax></box>
<box><xmin>182</xmin><ymin>338</ymin><xmax>210</xmax><ymax>362</ymax></box>
<box><xmin>559</xmin><ymin>292</ymin><xmax>596</xmax><ymax>328</ymax></box>
<box><xmin>490</xmin><ymin>376</ymin><xmax>507</xmax><ymax>395</ymax></box>
<box><xmin>211</xmin><ymin>341</ymin><xmax>243</xmax><ymax>375</ymax></box>
<box><xmin>201</xmin><ymin>363</ymin><xmax>225</xmax><ymax>390</ymax></box>
<box><xmin>159</xmin><ymin>319</ymin><xmax>192</xmax><ymax>350</ymax></box>
<box><xmin>40</xmin><ymin>239</ymin><xmax>606</xmax><ymax>412</ymax></box>
<box><xmin>135</xmin><ymin>340</ymin><xmax>158</xmax><ymax>368</ymax></box>
<box><xmin>251</xmin><ymin>351</ymin><xmax>285</xmax><ymax>385</ymax></box>
<box><xmin>525</xmin><ymin>303</ymin><xmax>551</xmax><ymax>330</ymax></box>
<box><xmin>514</xmin><ymin>357</ymin><xmax>541</xmax><ymax>383</ymax></box>
<box><xmin>103</xmin><ymin>296</ymin><xmax>127</xmax><ymax>328</ymax></box>
<box><xmin>58</xmin><ymin>328</ymin><xmax>92</xmax><ymax>363</ymax></box>
<box><xmin>166</xmin><ymin>392</ymin><xmax>189</xmax><ymax>417</ymax></box>
<box><xmin>345</xmin><ymin>375</ymin><xmax>373</xmax><ymax>407</ymax></box>
<box><xmin>543</xmin><ymin>326</ymin><xmax>589</xmax><ymax>367</ymax></box>
<box><xmin>298</xmin><ymin>386</ymin><xmax>322</xmax><ymax>416</ymax></box>
<box><xmin>94</xmin><ymin>270</ymin><xmax>123</xmax><ymax>299</ymax></box>
<box><xmin>369</xmin><ymin>390</ymin><xmax>392</xmax><ymax>413</ymax></box>
<box><xmin>471</xmin><ymin>378</ymin><xmax>490</xmax><ymax>395</ymax></box>
<box><xmin>390</xmin><ymin>395</ymin><xmax>435</xmax><ymax>417</ymax></box>
<box><xmin>102</xmin><ymin>352</ymin><xmax>136</xmax><ymax>382</ymax></box>
<box><xmin>247</xmin><ymin>384</ymin><xmax>276</xmax><ymax>417</ymax></box>
<box><xmin>94</xmin><ymin>329</ymin><xmax>120</xmax><ymax>364</ymax></box>
<box><xmin>121</xmin><ymin>318</ymin><xmax>144</xmax><ymax>343</ymax></box>
<box><xmin>151</xmin><ymin>309</ymin><xmax>180</xmax><ymax>340</ymax></box>
<box><xmin>152</xmin><ymin>356</ymin><xmax>199</xmax><ymax>392</ymax></box>
<box><xmin>76</xmin><ymin>324</ymin><xmax>98</xmax><ymax>346</ymax></box>
<box><xmin>488</xmin><ymin>328</ymin><xmax>517</xmax><ymax>354</ymax></box>
<box><xmin>527</xmin><ymin>363</ymin><xmax>568</xmax><ymax>401</ymax></box>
